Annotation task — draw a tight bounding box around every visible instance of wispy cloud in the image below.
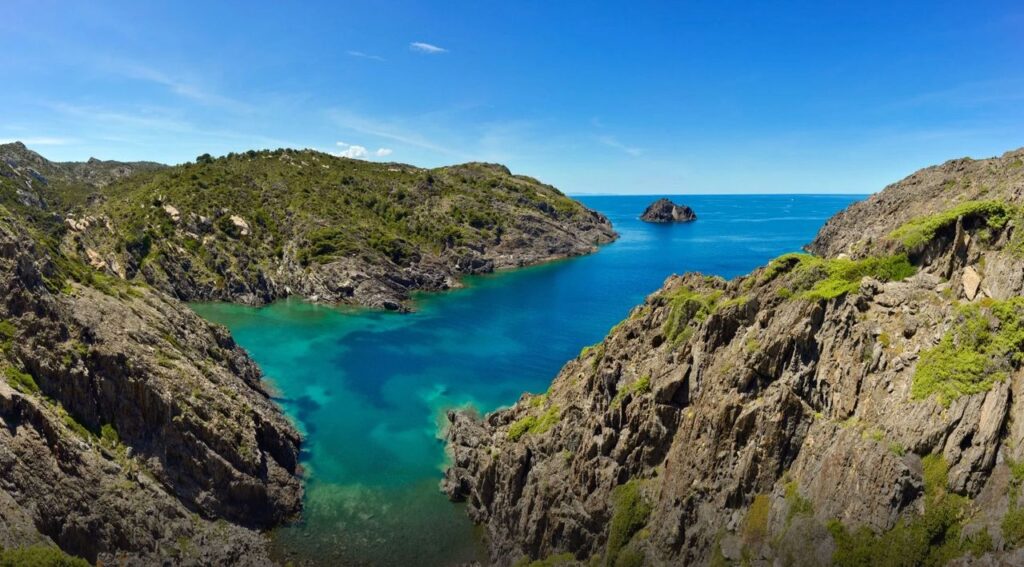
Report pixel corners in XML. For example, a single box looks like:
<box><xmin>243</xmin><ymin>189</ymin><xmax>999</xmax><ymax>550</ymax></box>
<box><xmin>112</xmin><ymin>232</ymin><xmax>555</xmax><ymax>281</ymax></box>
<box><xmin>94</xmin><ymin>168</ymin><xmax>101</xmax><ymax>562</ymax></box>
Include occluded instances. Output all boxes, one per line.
<box><xmin>597</xmin><ymin>135</ymin><xmax>642</xmax><ymax>156</ymax></box>
<box><xmin>346</xmin><ymin>50</ymin><xmax>385</xmax><ymax>62</ymax></box>
<box><xmin>98</xmin><ymin>59</ymin><xmax>253</xmax><ymax>112</ymax></box>
<box><xmin>410</xmin><ymin>42</ymin><xmax>447</xmax><ymax>54</ymax></box>
<box><xmin>375</xmin><ymin>148</ymin><xmax>393</xmax><ymax>157</ymax></box>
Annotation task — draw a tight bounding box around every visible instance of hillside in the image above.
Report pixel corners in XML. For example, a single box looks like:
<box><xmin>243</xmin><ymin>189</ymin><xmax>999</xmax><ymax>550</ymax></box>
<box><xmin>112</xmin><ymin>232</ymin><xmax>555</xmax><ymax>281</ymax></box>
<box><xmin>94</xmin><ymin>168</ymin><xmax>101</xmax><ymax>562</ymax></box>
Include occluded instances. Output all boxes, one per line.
<box><xmin>444</xmin><ymin>148</ymin><xmax>1024</xmax><ymax>566</ymax></box>
<box><xmin>0</xmin><ymin>202</ymin><xmax>302</xmax><ymax>564</ymax></box>
<box><xmin>43</xmin><ymin>147</ymin><xmax>616</xmax><ymax>309</ymax></box>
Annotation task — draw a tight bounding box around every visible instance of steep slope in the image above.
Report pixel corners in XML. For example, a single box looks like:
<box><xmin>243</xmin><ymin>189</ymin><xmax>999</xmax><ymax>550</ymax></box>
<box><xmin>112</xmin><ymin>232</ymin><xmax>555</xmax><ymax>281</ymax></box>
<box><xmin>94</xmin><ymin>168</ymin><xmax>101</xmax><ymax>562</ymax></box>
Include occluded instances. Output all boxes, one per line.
<box><xmin>444</xmin><ymin>148</ymin><xmax>1024</xmax><ymax>566</ymax></box>
<box><xmin>0</xmin><ymin>202</ymin><xmax>302</xmax><ymax>564</ymax></box>
<box><xmin>0</xmin><ymin>141</ymin><xmax>164</xmax><ymax>216</ymax></box>
<box><xmin>51</xmin><ymin>147</ymin><xmax>616</xmax><ymax>309</ymax></box>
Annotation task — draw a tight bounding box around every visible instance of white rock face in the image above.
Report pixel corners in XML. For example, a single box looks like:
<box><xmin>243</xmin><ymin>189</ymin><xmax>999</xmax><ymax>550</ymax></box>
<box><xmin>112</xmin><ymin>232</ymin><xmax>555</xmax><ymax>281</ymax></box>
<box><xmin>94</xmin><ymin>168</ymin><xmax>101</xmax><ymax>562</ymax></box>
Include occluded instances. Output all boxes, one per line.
<box><xmin>85</xmin><ymin>248</ymin><xmax>106</xmax><ymax>270</ymax></box>
<box><xmin>229</xmin><ymin>215</ymin><xmax>251</xmax><ymax>236</ymax></box>
<box><xmin>963</xmin><ymin>266</ymin><xmax>982</xmax><ymax>300</ymax></box>
<box><xmin>162</xmin><ymin>205</ymin><xmax>181</xmax><ymax>223</ymax></box>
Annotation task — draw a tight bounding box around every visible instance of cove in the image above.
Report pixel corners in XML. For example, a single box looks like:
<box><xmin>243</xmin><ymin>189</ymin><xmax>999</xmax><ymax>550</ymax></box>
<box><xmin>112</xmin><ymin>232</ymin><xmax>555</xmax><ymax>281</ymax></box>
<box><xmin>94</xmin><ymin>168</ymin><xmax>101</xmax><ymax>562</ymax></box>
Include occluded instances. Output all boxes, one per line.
<box><xmin>190</xmin><ymin>194</ymin><xmax>862</xmax><ymax>566</ymax></box>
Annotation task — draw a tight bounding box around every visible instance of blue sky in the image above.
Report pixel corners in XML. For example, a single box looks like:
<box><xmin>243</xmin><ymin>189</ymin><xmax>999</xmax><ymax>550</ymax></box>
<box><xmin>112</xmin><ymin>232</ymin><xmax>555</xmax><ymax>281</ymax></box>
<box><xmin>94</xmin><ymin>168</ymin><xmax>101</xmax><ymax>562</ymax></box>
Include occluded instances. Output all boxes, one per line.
<box><xmin>1</xmin><ymin>1</ymin><xmax>1022</xmax><ymax>194</ymax></box>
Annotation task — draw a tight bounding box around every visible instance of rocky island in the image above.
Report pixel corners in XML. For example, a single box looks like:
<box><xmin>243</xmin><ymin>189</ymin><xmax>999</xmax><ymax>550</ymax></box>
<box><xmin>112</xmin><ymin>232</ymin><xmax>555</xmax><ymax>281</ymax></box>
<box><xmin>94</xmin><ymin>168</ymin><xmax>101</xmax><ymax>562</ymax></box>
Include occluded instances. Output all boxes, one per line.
<box><xmin>640</xmin><ymin>197</ymin><xmax>697</xmax><ymax>223</ymax></box>
<box><xmin>0</xmin><ymin>141</ymin><xmax>616</xmax><ymax>564</ymax></box>
<box><xmin>445</xmin><ymin>148</ymin><xmax>1024</xmax><ymax>566</ymax></box>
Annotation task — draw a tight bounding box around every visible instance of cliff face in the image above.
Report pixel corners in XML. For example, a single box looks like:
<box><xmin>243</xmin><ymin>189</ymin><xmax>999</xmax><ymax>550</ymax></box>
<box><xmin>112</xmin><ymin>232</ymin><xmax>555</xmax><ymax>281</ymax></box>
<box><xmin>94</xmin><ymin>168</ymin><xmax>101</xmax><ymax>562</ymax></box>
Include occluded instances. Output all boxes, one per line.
<box><xmin>18</xmin><ymin>147</ymin><xmax>617</xmax><ymax>310</ymax></box>
<box><xmin>444</xmin><ymin>148</ymin><xmax>1024</xmax><ymax>566</ymax></box>
<box><xmin>0</xmin><ymin>212</ymin><xmax>301</xmax><ymax>561</ymax></box>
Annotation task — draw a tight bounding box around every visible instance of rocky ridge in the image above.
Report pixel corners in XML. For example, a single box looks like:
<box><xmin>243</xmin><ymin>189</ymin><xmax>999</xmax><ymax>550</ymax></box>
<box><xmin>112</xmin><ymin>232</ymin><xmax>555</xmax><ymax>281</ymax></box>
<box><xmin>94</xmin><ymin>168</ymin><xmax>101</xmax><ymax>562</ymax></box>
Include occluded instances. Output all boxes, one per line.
<box><xmin>444</xmin><ymin>148</ymin><xmax>1024</xmax><ymax>566</ymax></box>
<box><xmin>17</xmin><ymin>146</ymin><xmax>618</xmax><ymax>311</ymax></box>
<box><xmin>640</xmin><ymin>198</ymin><xmax>697</xmax><ymax>223</ymax></box>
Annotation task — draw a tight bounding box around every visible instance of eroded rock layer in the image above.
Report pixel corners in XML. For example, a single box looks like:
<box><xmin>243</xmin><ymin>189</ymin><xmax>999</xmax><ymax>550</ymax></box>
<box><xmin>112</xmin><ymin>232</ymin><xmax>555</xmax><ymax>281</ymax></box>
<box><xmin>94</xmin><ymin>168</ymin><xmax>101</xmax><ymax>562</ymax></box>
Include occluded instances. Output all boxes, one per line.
<box><xmin>445</xmin><ymin>148</ymin><xmax>1024</xmax><ymax>566</ymax></box>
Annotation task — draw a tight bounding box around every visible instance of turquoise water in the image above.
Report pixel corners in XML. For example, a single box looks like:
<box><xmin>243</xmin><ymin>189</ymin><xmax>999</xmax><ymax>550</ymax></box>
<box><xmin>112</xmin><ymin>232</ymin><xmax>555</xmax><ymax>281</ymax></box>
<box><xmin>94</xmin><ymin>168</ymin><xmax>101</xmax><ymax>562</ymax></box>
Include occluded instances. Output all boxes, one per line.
<box><xmin>191</xmin><ymin>194</ymin><xmax>862</xmax><ymax>566</ymax></box>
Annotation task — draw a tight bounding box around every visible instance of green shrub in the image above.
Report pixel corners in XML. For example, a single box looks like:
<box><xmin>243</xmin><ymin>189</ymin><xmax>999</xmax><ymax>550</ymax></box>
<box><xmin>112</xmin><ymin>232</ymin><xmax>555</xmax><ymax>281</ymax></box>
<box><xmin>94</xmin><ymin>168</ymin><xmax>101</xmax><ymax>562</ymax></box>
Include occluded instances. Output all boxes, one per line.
<box><xmin>912</xmin><ymin>298</ymin><xmax>1024</xmax><ymax>405</ymax></box>
<box><xmin>5</xmin><ymin>366</ymin><xmax>39</xmax><ymax>394</ymax></box>
<box><xmin>760</xmin><ymin>253</ymin><xmax>916</xmax><ymax>301</ymax></box>
<box><xmin>662</xmin><ymin>286</ymin><xmax>722</xmax><ymax>345</ymax></box>
<box><xmin>0</xmin><ymin>544</ymin><xmax>91</xmax><ymax>567</ymax></box>
<box><xmin>742</xmin><ymin>494</ymin><xmax>771</xmax><ymax>546</ymax></box>
<box><xmin>889</xmin><ymin>200</ymin><xmax>1013</xmax><ymax>249</ymax></box>
<box><xmin>612</xmin><ymin>375</ymin><xmax>651</xmax><ymax>406</ymax></box>
<box><xmin>829</xmin><ymin>454</ymin><xmax>991</xmax><ymax>567</ymax></box>
<box><xmin>606</xmin><ymin>480</ymin><xmax>652</xmax><ymax>566</ymax></box>
<box><xmin>507</xmin><ymin>406</ymin><xmax>560</xmax><ymax>440</ymax></box>
<box><xmin>802</xmin><ymin>255</ymin><xmax>916</xmax><ymax>301</ymax></box>
<box><xmin>784</xmin><ymin>481</ymin><xmax>813</xmax><ymax>522</ymax></box>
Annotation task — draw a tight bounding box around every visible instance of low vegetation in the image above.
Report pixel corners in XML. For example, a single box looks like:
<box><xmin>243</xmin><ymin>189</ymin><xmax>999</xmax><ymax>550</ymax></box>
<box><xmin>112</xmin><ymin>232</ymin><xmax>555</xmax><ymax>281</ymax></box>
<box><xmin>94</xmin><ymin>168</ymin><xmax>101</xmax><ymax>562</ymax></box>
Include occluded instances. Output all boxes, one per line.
<box><xmin>662</xmin><ymin>285</ymin><xmax>723</xmax><ymax>345</ymax></box>
<box><xmin>612</xmin><ymin>375</ymin><xmax>651</xmax><ymax>406</ymax></box>
<box><xmin>0</xmin><ymin>544</ymin><xmax>90</xmax><ymax>567</ymax></box>
<box><xmin>606</xmin><ymin>480</ymin><xmax>652</xmax><ymax>567</ymax></box>
<box><xmin>889</xmin><ymin>200</ymin><xmax>1013</xmax><ymax>249</ymax></box>
<box><xmin>507</xmin><ymin>405</ymin><xmax>561</xmax><ymax>441</ymax></box>
<box><xmin>912</xmin><ymin>297</ymin><xmax>1024</xmax><ymax>405</ymax></box>
<box><xmin>828</xmin><ymin>455</ymin><xmax>991</xmax><ymax>566</ymax></box>
<box><xmin>762</xmin><ymin>253</ymin><xmax>916</xmax><ymax>301</ymax></box>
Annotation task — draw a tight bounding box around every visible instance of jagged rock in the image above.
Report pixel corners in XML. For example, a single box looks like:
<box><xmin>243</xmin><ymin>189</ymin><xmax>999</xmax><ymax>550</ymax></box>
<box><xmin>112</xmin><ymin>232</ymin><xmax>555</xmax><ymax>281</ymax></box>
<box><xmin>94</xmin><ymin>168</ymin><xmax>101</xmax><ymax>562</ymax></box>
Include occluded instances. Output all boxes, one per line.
<box><xmin>0</xmin><ymin>211</ymin><xmax>301</xmax><ymax>564</ymax></box>
<box><xmin>640</xmin><ymin>198</ymin><xmax>697</xmax><ymax>223</ymax></box>
<box><xmin>229</xmin><ymin>215</ymin><xmax>251</xmax><ymax>236</ymax></box>
<box><xmin>445</xmin><ymin>147</ymin><xmax>1024</xmax><ymax>566</ymax></box>
<box><xmin>963</xmin><ymin>266</ymin><xmax>982</xmax><ymax>300</ymax></box>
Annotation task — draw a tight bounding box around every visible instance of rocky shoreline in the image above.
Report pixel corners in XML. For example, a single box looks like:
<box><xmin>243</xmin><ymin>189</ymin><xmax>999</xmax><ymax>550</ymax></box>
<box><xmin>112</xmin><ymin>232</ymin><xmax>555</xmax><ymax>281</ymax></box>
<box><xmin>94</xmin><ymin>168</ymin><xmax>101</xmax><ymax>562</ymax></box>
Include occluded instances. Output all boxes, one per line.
<box><xmin>444</xmin><ymin>148</ymin><xmax>1024</xmax><ymax>566</ymax></box>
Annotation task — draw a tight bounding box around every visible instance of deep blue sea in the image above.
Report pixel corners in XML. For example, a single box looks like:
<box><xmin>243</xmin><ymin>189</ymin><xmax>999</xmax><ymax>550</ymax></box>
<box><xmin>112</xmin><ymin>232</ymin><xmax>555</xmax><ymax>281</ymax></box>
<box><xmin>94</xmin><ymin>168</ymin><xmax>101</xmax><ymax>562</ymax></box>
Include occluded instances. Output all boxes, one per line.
<box><xmin>190</xmin><ymin>194</ymin><xmax>862</xmax><ymax>566</ymax></box>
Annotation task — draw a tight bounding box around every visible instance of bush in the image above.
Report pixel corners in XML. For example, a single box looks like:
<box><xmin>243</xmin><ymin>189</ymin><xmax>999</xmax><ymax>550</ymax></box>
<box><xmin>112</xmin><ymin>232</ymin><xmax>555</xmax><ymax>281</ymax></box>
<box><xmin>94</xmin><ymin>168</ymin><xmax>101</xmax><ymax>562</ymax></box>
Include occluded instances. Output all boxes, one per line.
<box><xmin>662</xmin><ymin>286</ymin><xmax>722</xmax><ymax>345</ymax></box>
<box><xmin>760</xmin><ymin>253</ymin><xmax>916</xmax><ymax>301</ymax></box>
<box><xmin>507</xmin><ymin>406</ymin><xmax>560</xmax><ymax>441</ymax></box>
<box><xmin>829</xmin><ymin>455</ymin><xmax>992</xmax><ymax>566</ymax></box>
<box><xmin>889</xmin><ymin>200</ymin><xmax>1013</xmax><ymax>249</ymax></box>
<box><xmin>912</xmin><ymin>298</ymin><xmax>1024</xmax><ymax>405</ymax></box>
<box><xmin>5</xmin><ymin>366</ymin><xmax>39</xmax><ymax>394</ymax></box>
<box><xmin>606</xmin><ymin>480</ymin><xmax>652</xmax><ymax>566</ymax></box>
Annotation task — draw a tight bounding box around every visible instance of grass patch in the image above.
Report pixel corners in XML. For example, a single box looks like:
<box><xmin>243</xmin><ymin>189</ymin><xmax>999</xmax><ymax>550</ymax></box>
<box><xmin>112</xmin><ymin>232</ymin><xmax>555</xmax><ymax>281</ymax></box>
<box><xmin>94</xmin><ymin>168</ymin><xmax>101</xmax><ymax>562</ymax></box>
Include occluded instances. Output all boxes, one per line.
<box><xmin>889</xmin><ymin>200</ymin><xmax>1013</xmax><ymax>250</ymax></box>
<box><xmin>760</xmin><ymin>253</ymin><xmax>915</xmax><ymax>301</ymax></box>
<box><xmin>4</xmin><ymin>366</ymin><xmax>39</xmax><ymax>394</ymax></box>
<box><xmin>912</xmin><ymin>298</ymin><xmax>1024</xmax><ymax>405</ymax></box>
<box><xmin>742</xmin><ymin>494</ymin><xmax>771</xmax><ymax>547</ymax></box>
<box><xmin>0</xmin><ymin>544</ymin><xmax>91</xmax><ymax>567</ymax></box>
<box><xmin>612</xmin><ymin>375</ymin><xmax>651</xmax><ymax>406</ymax></box>
<box><xmin>784</xmin><ymin>481</ymin><xmax>813</xmax><ymax>522</ymax></box>
<box><xmin>507</xmin><ymin>405</ymin><xmax>561</xmax><ymax>441</ymax></box>
<box><xmin>828</xmin><ymin>454</ymin><xmax>992</xmax><ymax>566</ymax></box>
<box><xmin>662</xmin><ymin>286</ymin><xmax>722</xmax><ymax>345</ymax></box>
<box><xmin>606</xmin><ymin>480</ymin><xmax>652</xmax><ymax>566</ymax></box>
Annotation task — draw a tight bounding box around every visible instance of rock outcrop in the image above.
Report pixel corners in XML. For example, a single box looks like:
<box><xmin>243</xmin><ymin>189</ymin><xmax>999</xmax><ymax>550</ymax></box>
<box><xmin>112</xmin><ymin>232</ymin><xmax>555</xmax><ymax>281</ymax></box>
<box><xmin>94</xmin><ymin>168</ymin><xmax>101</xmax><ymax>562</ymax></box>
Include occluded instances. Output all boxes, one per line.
<box><xmin>0</xmin><ymin>206</ymin><xmax>302</xmax><ymax>563</ymax></box>
<box><xmin>444</xmin><ymin>148</ymin><xmax>1024</xmax><ymax>566</ymax></box>
<box><xmin>640</xmin><ymin>198</ymin><xmax>697</xmax><ymax>223</ymax></box>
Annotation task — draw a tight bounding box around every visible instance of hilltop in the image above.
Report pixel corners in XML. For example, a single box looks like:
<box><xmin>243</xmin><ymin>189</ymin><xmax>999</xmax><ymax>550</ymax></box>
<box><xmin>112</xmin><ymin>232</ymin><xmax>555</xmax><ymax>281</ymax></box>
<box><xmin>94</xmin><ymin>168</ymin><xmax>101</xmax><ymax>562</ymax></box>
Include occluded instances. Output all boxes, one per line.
<box><xmin>10</xmin><ymin>146</ymin><xmax>616</xmax><ymax>309</ymax></box>
<box><xmin>445</xmin><ymin>148</ymin><xmax>1024</xmax><ymax>566</ymax></box>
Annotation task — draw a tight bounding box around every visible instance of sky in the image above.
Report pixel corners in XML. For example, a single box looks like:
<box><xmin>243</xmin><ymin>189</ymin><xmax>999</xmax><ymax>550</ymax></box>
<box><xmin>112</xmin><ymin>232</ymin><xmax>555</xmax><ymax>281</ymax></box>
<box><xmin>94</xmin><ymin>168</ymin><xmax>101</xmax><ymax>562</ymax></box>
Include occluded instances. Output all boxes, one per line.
<box><xmin>1</xmin><ymin>1</ymin><xmax>1022</xmax><ymax>195</ymax></box>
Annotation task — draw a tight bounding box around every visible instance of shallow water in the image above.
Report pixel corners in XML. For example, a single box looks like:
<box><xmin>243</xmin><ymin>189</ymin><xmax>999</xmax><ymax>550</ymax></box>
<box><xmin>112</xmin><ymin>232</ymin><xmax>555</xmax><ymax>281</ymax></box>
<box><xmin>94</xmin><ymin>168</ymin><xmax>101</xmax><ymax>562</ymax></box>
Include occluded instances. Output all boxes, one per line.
<box><xmin>190</xmin><ymin>194</ymin><xmax>862</xmax><ymax>566</ymax></box>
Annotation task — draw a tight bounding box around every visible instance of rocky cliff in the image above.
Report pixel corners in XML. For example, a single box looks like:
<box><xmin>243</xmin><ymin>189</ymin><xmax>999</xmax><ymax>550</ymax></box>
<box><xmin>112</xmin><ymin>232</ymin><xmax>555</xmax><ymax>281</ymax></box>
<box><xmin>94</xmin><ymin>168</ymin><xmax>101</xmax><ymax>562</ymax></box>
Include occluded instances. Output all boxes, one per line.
<box><xmin>4</xmin><ymin>146</ymin><xmax>617</xmax><ymax>310</ymax></box>
<box><xmin>0</xmin><ymin>204</ymin><xmax>303</xmax><ymax>564</ymax></box>
<box><xmin>444</xmin><ymin>148</ymin><xmax>1024</xmax><ymax>566</ymax></box>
